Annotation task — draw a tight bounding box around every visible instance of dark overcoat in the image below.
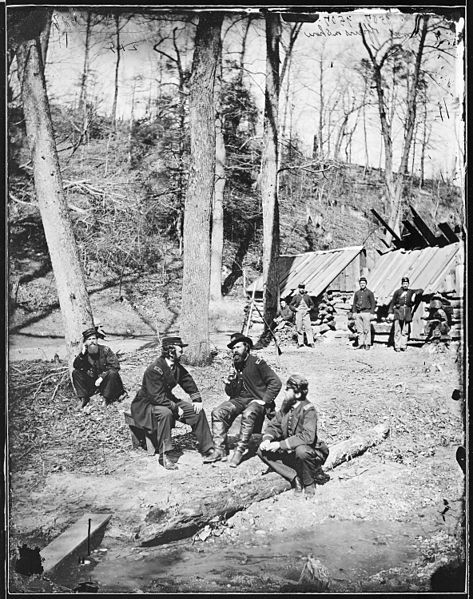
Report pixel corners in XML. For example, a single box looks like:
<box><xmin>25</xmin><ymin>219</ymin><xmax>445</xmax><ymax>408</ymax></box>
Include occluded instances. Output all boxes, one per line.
<box><xmin>72</xmin><ymin>345</ymin><xmax>120</xmax><ymax>380</ymax></box>
<box><xmin>131</xmin><ymin>356</ymin><xmax>201</xmax><ymax>430</ymax></box>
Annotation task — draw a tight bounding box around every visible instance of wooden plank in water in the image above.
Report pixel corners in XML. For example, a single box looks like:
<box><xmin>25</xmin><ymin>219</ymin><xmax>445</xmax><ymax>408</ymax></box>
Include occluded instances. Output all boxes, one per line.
<box><xmin>41</xmin><ymin>513</ymin><xmax>112</xmax><ymax>574</ymax></box>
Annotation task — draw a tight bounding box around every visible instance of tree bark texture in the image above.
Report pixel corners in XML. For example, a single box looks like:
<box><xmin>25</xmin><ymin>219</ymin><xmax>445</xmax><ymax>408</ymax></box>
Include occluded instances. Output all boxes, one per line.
<box><xmin>137</xmin><ymin>422</ymin><xmax>390</xmax><ymax>547</ymax></box>
<box><xmin>17</xmin><ymin>38</ymin><xmax>94</xmax><ymax>370</ymax></box>
<box><xmin>210</xmin><ymin>56</ymin><xmax>225</xmax><ymax>302</ymax></box>
<box><xmin>110</xmin><ymin>13</ymin><xmax>120</xmax><ymax>130</ymax></box>
<box><xmin>181</xmin><ymin>13</ymin><xmax>223</xmax><ymax>364</ymax></box>
<box><xmin>261</xmin><ymin>13</ymin><xmax>281</xmax><ymax>329</ymax></box>
<box><xmin>78</xmin><ymin>11</ymin><xmax>92</xmax><ymax>115</ymax></box>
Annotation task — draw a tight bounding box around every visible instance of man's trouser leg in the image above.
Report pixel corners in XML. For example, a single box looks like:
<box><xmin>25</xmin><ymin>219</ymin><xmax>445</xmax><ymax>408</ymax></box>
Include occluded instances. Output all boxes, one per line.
<box><xmin>258</xmin><ymin>445</ymin><xmax>324</xmax><ymax>487</ymax></box>
<box><xmin>400</xmin><ymin>320</ymin><xmax>409</xmax><ymax>349</ymax></box>
<box><xmin>177</xmin><ymin>400</ymin><xmax>214</xmax><ymax>455</ymax></box>
<box><xmin>354</xmin><ymin>313</ymin><xmax>364</xmax><ymax>346</ymax></box>
<box><xmin>99</xmin><ymin>370</ymin><xmax>125</xmax><ymax>403</ymax></box>
<box><xmin>236</xmin><ymin>402</ymin><xmax>265</xmax><ymax>453</ymax></box>
<box><xmin>257</xmin><ymin>447</ymin><xmax>299</xmax><ymax>483</ymax></box>
<box><xmin>394</xmin><ymin>319</ymin><xmax>402</xmax><ymax>349</ymax></box>
<box><xmin>361</xmin><ymin>312</ymin><xmax>371</xmax><ymax>346</ymax></box>
<box><xmin>211</xmin><ymin>401</ymin><xmax>243</xmax><ymax>453</ymax></box>
<box><xmin>295</xmin><ymin>311</ymin><xmax>304</xmax><ymax>345</ymax></box>
<box><xmin>303</xmin><ymin>313</ymin><xmax>314</xmax><ymax>345</ymax></box>
<box><xmin>72</xmin><ymin>370</ymin><xmax>96</xmax><ymax>404</ymax></box>
<box><xmin>150</xmin><ymin>406</ymin><xmax>175</xmax><ymax>454</ymax></box>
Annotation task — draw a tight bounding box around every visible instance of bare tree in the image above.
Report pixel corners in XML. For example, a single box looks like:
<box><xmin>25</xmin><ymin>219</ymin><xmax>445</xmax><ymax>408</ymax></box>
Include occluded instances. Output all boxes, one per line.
<box><xmin>260</xmin><ymin>12</ymin><xmax>281</xmax><ymax>330</ymax></box>
<box><xmin>360</xmin><ymin>15</ymin><xmax>429</xmax><ymax>241</ymax></box>
<box><xmin>110</xmin><ymin>12</ymin><xmax>121</xmax><ymax>131</ymax></box>
<box><xmin>77</xmin><ymin>10</ymin><xmax>93</xmax><ymax>115</ymax></box>
<box><xmin>180</xmin><ymin>12</ymin><xmax>223</xmax><ymax>365</ymax></box>
<box><xmin>13</xmin><ymin>9</ymin><xmax>94</xmax><ymax>371</ymax></box>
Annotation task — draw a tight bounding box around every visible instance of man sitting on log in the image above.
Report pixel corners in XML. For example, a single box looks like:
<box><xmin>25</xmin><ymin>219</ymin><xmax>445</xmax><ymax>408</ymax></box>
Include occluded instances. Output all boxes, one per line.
<box><xmin>130</xmin><ymin>336</ymin><xmax>220</xmax><ymax>470</ymax></box>
<box><xmin>205</xmin><ymin>333</ymin><xmax>282</xmax><ymax>468</ymax></box>
<box><xmin>72</xmin><ymin>326</ymin><xmax>126</xmax><ymax>409</ymax></box>
<box><xmin>257</xmin><ymin>374</ymin><xmax>329</xmax><ymax>497</ymax></box>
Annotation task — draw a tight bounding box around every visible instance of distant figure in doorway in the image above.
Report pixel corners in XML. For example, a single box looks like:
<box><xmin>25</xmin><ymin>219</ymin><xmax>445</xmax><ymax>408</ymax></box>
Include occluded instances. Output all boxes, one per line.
<box><xmin>350</xmin><ymin>277</ymin><xmax>376</xmax><ymax>350</ymax></box>
<box><xmin>289</xmin><ymin>283</ymin><xmax>315</xmax><ymax>348</ymax></box>
<box><xmin>388</xmin><ymin>277</ymin><xmax>424</xmax><ymax>352</ymax></box>
<box><xmin>72</xmin><ymin>327</ymin><xmax>126</xmax><ymax>409</ymax></box>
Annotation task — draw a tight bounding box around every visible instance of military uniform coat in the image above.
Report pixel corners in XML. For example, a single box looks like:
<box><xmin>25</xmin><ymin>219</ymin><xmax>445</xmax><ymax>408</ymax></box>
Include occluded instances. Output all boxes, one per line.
<box><xmin>262</xmin><ymin>398</ymin><xmax>328</xmax><ymax>460</ymax></box>
<box><xmin>388</xmin><ymin>287</ymin><xmax>424</xmax><ymax>322</ymax></box>
<box><xmin>225</xmin><ymin>354</ymin><xmax>282</xmax><ymax>409</ymax></box>
<box><xmin>131</xmin><ymin>356</ymin><xmax>201</xmax><ymax>430</ymax></box>
<box><xmin>72</xmin><ymin>345</ymin><xmax>120</xmax><ymax>379</ymax></box>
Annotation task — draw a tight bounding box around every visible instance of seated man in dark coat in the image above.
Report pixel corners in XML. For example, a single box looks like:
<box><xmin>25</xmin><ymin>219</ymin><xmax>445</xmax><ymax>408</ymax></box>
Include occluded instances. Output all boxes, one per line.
<box><xmin>206</xmin><ymin>333</ymin><xmax>282</xmax><ymax>468</ymax></box>
<box><xmin>72</xmin><ymin>327</ymin><xmax>125</xmax><ymax>409</ymax></box>
<box><xmin>130</xmin><ymin>336</ymin><xmax>219</xmax><ymax>470</ymax></box>
<box><xmin>257</xmin><ymin>374</ymin><xmax>329</xmax><ymax>497</ymax></box>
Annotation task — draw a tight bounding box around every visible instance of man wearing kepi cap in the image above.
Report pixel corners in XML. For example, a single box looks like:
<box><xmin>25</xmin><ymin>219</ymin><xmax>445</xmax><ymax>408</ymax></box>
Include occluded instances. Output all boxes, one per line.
<box><xmin>131</xmin><ymin>336</ymin><xmax>219</xmax><ymax>469</ymax></box>
<box><xmin>258</xmin><ymin>374</ymin><xmax>329</xmax><ymax>497</ymax></box>
<box><xmin>206</xmin><ymin>332</ymin><xmax>282</xmax><ymax>467</ymax></box>
<box><xmin>289</xmin><ymin>283</ymin><xmax>315</xmax><ymax>348</ymax></box>
<box><xmin>350</xmin><ymin>277</ymin><xmax>376</xmax><ymax>350</ymax></box>
<box><xmin>72</xmin><ymin>326</ymin><xmax>125</xmax><ymax>409</ymax></box>
<box><xmin>388</xmin><ymin>277</ymin><xmax>424</xmax><ymax>352</ymax></box>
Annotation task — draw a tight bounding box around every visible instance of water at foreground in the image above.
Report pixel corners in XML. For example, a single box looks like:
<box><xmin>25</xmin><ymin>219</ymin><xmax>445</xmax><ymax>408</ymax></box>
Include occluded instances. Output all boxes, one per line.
<box><xmin>51</xmin><ymin>516</ymin><xmax>439</xmax><ymax>593</ymax></box>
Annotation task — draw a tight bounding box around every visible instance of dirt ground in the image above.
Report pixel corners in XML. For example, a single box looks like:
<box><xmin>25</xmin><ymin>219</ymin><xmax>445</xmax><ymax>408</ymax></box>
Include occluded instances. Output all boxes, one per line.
<box><xmin>7</xmin><ymin>310</ymin><xmax>466</xmax><ymax>593</ymax></box>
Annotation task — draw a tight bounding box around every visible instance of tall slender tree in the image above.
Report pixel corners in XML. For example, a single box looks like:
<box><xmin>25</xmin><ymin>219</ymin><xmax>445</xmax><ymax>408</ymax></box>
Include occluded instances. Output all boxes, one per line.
<box><xmin>260</xmin><ymin>12</ymin><xmax>281</xmax><ymax>331</ymax></box>
<box><xmin>180</xmin><ymin>12</ymin><xmax>223</xmax><ymax>365</ymax></box>
<box><xmin>12</xmin><ymin>8</ymin><xmax>94</xmax><ymax>371</ymax></box>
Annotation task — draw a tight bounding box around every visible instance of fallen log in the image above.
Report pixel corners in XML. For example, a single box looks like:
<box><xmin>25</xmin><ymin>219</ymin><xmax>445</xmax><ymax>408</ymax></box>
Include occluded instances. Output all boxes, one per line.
<box><xmin>137</xmin><ymin>422</ymin><xmax>390</xmax><ymax>547</ymax></box>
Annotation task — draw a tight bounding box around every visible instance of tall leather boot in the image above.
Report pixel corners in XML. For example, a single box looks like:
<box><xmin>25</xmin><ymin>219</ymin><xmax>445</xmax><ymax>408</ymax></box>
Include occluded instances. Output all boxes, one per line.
<box><xmin>230</xmin><ymin>404</ymin><xmax>262</xmax><ymax>468</ymax></box>
<box><xmin>204</xmin><ymin>420</ymin><xmax>228</xmax><ymax>463</ymax></box>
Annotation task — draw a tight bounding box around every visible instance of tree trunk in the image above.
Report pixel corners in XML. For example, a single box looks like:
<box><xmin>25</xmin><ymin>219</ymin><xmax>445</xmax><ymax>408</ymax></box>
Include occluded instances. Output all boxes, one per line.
<box><xmin>39</xmin><ymin>10</ymin><xmax>52</xmax><ymax>66</ymax></box>
<box><xmin>260</xmin><ymin>13</ymin><xmax>281</xmax><ymax>333</ymax></box>
<box><xmin>210</xmin><ymin>55</ymin><xmax>225</xmax><ymax>302</ymax></box>
<box><xmin>77</xmin><ymin>11</ymin><xmax>92</xmax><ymax>115</ymax></box>
<box><xmin>17</xmin><ymin>38</ymin><xmax>94</xmax><ymax>371</ymax></box>
<box><xmin>180</xmin><ymin>13</ymin><xmax>223</xmax><ymax>365</ymax></box>
<box><xmin>110</xmin><ymin>13</ymin><xmax>120</xmax><ymax>131</ymax></box>
<box><xmin>137</xmin><ymin>422</ymin><xmax>390</xmax><ymax>547</ymax></box>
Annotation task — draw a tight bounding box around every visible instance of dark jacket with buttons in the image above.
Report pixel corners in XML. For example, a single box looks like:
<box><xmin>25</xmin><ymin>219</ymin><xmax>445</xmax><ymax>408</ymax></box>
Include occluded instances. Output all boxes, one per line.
<box><xmin>72</xmin><ymin>345</ymin><xmax>120</xmax><ymax>380</ymax></box>
<box><xmin>388</xmin><ymin>287</ymin><xmax>424</xmax><ymax>322</ymax></box>
<box><xmin>131</xmin><ymin>356</ymin><xmax>201</xmax><ymax>429</ymax></box>
<box><xmin>289</xmin><ymin>293</ymin><xmax>315</xmax><ymax>313</ymax></box>
<box><xmin>225</xmin><ymin>354</ymin><xmax>282</xmax><ymax>407</ymax></box>
<box><xmin>262</xmin><ymin>398</ymin><xmax>329</xmax><ymax>460</ymax></box>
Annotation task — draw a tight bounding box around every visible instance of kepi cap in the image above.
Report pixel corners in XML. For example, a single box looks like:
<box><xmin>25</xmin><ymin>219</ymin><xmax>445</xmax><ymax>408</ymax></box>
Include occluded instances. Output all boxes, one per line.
<box><xmin>401</xmin><ymin>276</ymin><xmax>409</xmax><ymax>283</ymax></box>
<box><xmin>286</xmin><ymin>374</ymin><xmax>309</xmax><ymax>392</ymax></box>
<box><xmin>82</xmin><ymin>327</ymin><xmax>105</xmax><ymax>341</ymax></box>
<box><xmin>162</xmin><ymin>336</ymin><xmax>188</xmax><ymax>348</ymax></box>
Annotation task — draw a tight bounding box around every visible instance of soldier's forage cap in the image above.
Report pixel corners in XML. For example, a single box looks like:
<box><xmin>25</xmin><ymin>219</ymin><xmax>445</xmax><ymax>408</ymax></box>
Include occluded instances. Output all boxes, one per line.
<box><xmin>162</xmin><ymin>336</ymin><xmax>188</xmax><ymax>348</ymax></box>
<box><xmin>359</xmin><ymin>276</ymin><xmax>367</xmax><ymax>283</ymax></box>
<box><xmin>298</xmin><ymin>283</ymin><xmax>306</xmax><ymax>289</ymax></box>
<box><xmin>82</xmin><ymin>327</ymin><xmax>105</xmax><ymax>341</ymax></box>
<box><xmin>402</xmin><ymin>276</ymin><xmax>409</xmax><ymax>283</ymax></box>
<box><xmin>286</xmin><ymin>374</ymin><xmax>309</xmax><ymax>392</ymax></box>
<box><xmin>228</xmin><ymin>332</ymin><xmax>253</xmax><ymax>349</ymax></box>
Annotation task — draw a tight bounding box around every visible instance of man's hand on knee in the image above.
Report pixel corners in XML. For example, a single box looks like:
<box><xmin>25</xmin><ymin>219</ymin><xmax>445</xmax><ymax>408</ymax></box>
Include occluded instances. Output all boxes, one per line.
<box><xmin>192</xmin><ymin>402</ymin><xmax>203</xmax><ymax>414</ymax></box>
<box><xmin>95</xmin><ymin>376</ymin><xmax>103</xmax><ymax>387</ymax></box>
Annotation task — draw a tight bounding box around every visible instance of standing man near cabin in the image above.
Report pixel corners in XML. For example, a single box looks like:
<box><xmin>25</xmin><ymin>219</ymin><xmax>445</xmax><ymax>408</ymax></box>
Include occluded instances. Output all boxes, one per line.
<box><xmin>350</xmin><ymin>277</ymin><xmax>377</xmax><ymax>350</ymax></box>
<box><xmin>388</xmin><ymin>277</ymin><xmax>424</xmax><ymax>352</ymax></box>
<box><xmin>289</xmin><ymin>283</ymin><xmax>315</xmax><ymax>348</ymax></box>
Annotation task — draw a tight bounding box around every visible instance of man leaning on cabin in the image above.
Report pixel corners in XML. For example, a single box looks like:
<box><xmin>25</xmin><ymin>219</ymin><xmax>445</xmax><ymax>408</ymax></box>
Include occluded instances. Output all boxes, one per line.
<box><xmin>388</xmin><ymin>277</ymin><xmax>424</xmax><ymax>352</ymax></box>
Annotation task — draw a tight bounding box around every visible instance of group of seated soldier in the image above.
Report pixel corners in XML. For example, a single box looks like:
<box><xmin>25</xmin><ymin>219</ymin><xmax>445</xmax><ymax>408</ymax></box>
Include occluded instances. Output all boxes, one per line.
<box><xmin>72</xmin><ymin>328</ymin><xmax>328</xmax><ymax>496</ymax></box>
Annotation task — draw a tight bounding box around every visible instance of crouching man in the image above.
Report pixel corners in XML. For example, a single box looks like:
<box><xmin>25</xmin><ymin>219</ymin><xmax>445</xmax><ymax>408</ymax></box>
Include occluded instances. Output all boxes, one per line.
<box><xmin>130</xmin><ymin>336</ymin><xmax>220</xmax><ymax>470</ymax></box>
<box><xmin>72</xmin><ymin>327</ymin><xmax>125</xmax><ymax>409</ymax></box>
<box><xmin>257</xmin><ymin>374</ymin><xmax>329</xmax><ymax>497</ymax></box>
<box><xmin>205</xmin><ymin>333</ymin><xmax>282</xmax><ymax>468</ymax></box>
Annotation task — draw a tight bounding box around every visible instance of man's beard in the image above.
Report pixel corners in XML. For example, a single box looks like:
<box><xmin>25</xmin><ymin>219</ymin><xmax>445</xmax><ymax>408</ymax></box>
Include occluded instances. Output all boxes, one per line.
<box><xmin>233</xmin><ymin>351</ymin><xmax>247</xmax><ymax>366</ymax></box>
<box><xmin>88</xmin><ymin>343</ymin><xmax>99</xmax><ymax>355</ymax></box>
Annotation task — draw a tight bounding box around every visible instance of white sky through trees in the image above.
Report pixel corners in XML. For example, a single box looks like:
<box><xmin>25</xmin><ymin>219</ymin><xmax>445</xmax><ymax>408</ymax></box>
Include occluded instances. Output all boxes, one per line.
<box><xmin>40</xmin><ymin>7</ymin><xmax>464</xmax><ymax>183</ymax></box>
